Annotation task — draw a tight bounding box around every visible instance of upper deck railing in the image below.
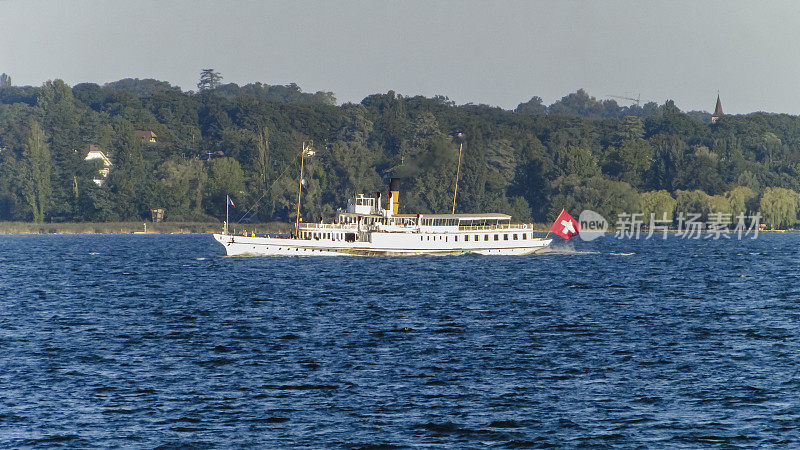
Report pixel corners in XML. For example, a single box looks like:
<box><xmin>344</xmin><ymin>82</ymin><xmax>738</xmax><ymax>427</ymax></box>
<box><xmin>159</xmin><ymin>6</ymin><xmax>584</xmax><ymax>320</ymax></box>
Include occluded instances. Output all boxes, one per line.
<box><xmin>457</xmin><ymin>223</ymin><xmax>533</xmax><ymax>231</ymax></box>
<box><xmin>300</xmin><ymin>222</ymin><xmax>536</xmax><ymax>232</ymax></box>
<box><xmin>300</xmin><ymin>223</ymin><xmax>357</xmax><ymax>230</ymax></box>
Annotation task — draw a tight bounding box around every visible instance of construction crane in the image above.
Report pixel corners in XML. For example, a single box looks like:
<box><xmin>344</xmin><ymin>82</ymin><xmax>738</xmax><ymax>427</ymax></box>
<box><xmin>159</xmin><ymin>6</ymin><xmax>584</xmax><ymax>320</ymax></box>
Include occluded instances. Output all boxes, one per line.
<box><xmin>607</xmin><ymin>94</ymin><xmax>641</xmax><ymax>107</ymax></box>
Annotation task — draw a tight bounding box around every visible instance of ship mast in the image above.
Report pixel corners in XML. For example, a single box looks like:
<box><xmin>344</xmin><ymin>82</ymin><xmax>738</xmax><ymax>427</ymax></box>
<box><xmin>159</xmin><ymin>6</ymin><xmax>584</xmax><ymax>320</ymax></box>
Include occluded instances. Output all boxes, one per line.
<box><xmin>452</xmin><ymin>133</ymin><xmax>464</xmax><ymax>214</ymax></box>
<box><xmin>295</xmin><ymin>141</ymin><xmax>313</xmax><ymax>237</ymax></box>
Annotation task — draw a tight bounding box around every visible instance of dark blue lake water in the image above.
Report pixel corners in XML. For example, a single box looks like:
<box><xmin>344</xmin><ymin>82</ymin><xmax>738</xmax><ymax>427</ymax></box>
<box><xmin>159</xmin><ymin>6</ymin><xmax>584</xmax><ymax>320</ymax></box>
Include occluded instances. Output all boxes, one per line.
<box><xmin>1</xmin><ymin>233</ymin><xmax>799</xmax><ymax>447</ymax></box>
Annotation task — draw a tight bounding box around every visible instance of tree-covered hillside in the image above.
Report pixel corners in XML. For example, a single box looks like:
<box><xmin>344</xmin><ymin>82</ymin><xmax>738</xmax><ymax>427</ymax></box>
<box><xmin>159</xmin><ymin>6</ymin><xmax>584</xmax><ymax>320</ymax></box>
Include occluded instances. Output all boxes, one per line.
<box><xmin>2</xmin><ymin>72</ymin><xmax>800</xmax><ymax>228</ymax></box>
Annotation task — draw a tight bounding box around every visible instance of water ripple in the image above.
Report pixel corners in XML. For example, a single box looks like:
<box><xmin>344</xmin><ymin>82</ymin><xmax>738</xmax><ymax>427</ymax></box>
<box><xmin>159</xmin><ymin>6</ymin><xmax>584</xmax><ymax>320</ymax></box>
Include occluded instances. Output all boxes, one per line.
<box><xmin>1</xmin><ymin>234</ymin><xmax>799</xmax><ymax>446</ymax></box>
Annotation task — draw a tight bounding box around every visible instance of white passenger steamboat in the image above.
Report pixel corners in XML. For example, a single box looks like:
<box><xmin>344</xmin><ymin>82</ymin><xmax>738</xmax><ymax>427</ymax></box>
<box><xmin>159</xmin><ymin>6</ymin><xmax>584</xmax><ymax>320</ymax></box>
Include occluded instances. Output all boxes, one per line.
<box><xmin>213</xmin><ymin>177</ymin><xmax>552</xmax><ymax>256</ymax></box>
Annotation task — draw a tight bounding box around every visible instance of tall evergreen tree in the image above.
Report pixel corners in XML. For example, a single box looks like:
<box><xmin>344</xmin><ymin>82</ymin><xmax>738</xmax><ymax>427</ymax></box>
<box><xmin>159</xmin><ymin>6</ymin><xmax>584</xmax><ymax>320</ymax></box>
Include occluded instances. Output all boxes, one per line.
<box><xmin>23</xmin><ymin>120</ymin><xmax>52</xmax><ymax>222</ymax></box>
<box><xmin>197</xmin><ymin>69</ymin><xmax>223</xmax><ymax>91</ymax></box>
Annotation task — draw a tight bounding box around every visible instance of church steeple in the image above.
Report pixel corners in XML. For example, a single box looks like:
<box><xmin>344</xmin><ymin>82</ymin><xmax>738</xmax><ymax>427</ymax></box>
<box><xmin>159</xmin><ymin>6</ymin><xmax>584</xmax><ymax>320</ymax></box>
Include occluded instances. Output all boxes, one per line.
<box><xmin>711</xmin><ymin>94</ymin><xmax>723</xmax><ymax>123</ymax></box>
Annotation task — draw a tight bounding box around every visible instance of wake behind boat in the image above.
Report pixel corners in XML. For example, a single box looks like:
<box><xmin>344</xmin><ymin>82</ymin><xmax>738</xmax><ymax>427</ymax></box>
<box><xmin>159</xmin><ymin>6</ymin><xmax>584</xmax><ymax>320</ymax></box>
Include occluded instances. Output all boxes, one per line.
<box><xmin>213</xmin><ymin>178</ymin><xmax>552</xmax><ymax>256</ymax></box>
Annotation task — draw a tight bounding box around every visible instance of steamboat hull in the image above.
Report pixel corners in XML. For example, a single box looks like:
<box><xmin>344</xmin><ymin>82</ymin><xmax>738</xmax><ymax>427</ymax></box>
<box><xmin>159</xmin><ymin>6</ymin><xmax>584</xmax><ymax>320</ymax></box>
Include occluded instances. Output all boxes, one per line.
<box><xmin>213</xmin><ymin>233</ymin><xmax>552</xmax><ymax>257</ymax></box>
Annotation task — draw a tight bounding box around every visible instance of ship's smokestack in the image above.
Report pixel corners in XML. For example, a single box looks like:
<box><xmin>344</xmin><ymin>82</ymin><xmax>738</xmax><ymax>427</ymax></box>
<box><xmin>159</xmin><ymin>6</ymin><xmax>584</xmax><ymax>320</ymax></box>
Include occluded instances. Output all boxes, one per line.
<box><xmin>389</xmin><ymin>178</ymin><xmax>400</xmax><ymax>215</ymax></box>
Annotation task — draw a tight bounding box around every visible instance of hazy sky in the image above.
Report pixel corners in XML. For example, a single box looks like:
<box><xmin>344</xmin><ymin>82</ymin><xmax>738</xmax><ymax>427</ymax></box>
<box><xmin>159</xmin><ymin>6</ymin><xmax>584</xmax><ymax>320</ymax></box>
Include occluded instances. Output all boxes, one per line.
<box><xmin>2</xmin><ymin>0</ymin><xmax>800</xmax><ymax>114</ymax></box>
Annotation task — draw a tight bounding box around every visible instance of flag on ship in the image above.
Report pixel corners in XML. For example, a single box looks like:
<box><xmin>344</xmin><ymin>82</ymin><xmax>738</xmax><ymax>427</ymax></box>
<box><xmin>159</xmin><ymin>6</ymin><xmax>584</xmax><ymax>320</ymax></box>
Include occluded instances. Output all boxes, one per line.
<box><xmin>227</xmin><ymin>195</ymin><xmax>236</xmax><ymax>208</ymax></box>
<box><xmin>549</xmin><ymin>209</ymin><xmax>580</xmax><ymax>239</ymax></box>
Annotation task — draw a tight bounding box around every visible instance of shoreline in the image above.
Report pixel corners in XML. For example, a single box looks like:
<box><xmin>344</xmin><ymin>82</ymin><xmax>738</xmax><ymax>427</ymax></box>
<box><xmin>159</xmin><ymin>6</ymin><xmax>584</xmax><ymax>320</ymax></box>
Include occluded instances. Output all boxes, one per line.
<box><xmin>0</xmin><ymin>221</ymin><xmax>292</xmax><ymax>235</ymax></box>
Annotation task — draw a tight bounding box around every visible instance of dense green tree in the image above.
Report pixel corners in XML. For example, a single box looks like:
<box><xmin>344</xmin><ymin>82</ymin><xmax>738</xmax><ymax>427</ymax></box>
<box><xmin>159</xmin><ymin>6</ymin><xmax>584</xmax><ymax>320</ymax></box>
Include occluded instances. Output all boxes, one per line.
<box><xmin>549</xmin><ymin>89</ymin><xmax>608</xmax><ymax>118</ymax></box>
<box><xmin>647</xmin><ymin>134</ymin><xmax>685</xmax><ymax>191</ymax></box>
<box><xmin>675</xmin><ymin>190</ymin><xmax>712</xmax><ymax>220</ymax></box>
<box><xmin>639</xmin><ymin>190</ymin><xmax>676</xmax><ymax>223</ymax></box>
<box><xmin>362</xmin><ymin>91</ymin><xmax>409</xmax><ymax>154</ymax></box>
<box><xmin>604</xmin><ymin>139</ymin><xmax>653</xmax><ymax>187</ymax></box>
<box><xmin>403</xmin><ymin>136</ymin><xmax>459</xmax><ymax>213</ymax></box>
<box><xmin>197</xmin><ymin>69</ymin><xmax>223</xmax><ymax>92</ymax></box>
<box><xmin>674</xmin><ymin>146</ymin><xmax>724</xmax><ymax>194</ymax></box>
<box><xmin>22</xmin><ymin>120</ymin><xmax>52</xmax><ymax>222</ymax></box>
<box><xmin>105</xmin><ymin>78</ymin><xmax>180</xmax><ymax>97</ymax></box>
<box><xmin>708</xmin><ymin>195</ymin><xmax>731</xmax><ymax>215</ymax></box>
<box><xmin>561</xmin><ymin>145</ymin><xmax>600</xmax><ymax>178</ymax></box>
<box><xmin>0</xmin><ymin>148</ymin><xmax>24</xmax><ymax>220</ymax></box>
<box><xmin>208</xmin><ymin>156</ymin><xmax>245</xmax><ymax>216</ymax></box>
<box><xmin>515</xmin><ymin>96</ymin><xmax>547</xmax><ymax>115</ymax></box>
<box><xmin>615</xmin><ymin>116</ymin><xmax>645</xmax><ymax>144</ymax></box>
<box><xmin>511</xmin><ymin>135</ymin><xmax>551</xmax><ymax>221</ymax></box>
<box><xmin>549</xmin><ymin>175</ymin><xmax>639</xmax><ymax>222</ymax></box>
<box><xmin>156</xmin><ymin>157</ymin><xmax>196</xmax><ymax>217</ymax></box>
<box><xmin>759</xmin><ymin>187</ymin><xmax>799</xmax><ymax>229</ymax></box>
<box><xmin>105</xmin><ymin>126</ymin><xmax>157</xmax><ymax>220</ymax></box>
<box><xmin>725</xmin><ymin>186</ymin><xmax>757</xmax><ymax>218</ymax></box>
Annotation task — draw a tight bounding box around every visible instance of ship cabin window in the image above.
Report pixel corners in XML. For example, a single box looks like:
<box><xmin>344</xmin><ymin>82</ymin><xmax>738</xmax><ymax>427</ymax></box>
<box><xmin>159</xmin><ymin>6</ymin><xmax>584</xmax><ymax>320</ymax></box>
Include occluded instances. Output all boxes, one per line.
<box><xmin>513</xmin><ymin>234</ymin><xmax>518</xmax><ymax>240</ymax></box>
<box><xmin>522</xmin><ymin>233</ymin><xmax>527</xmax><ymax>240</ymax></box>
<box><xmin>504</xmin><ymin>234</ymin><xmax>508</xmax><ymax>240</ymax></box>
<box><xmin>484</xmin><ymin>235</ymin><xmax>489</xmax><ymax>241</ymax></box>
<box><xmin>460</xmin><ymin>218</ymin><xmax>499</xmax><ymax>228</ymax></box>
<box><xmin>421</xmin><ymin>218</ymin><xmax>460</xmax><ymax>227</ymax></box>
<box><xmin>345</xmin><ymin>233</ymin><xmax>356</xmax><ymax>242</ymax></box>
<box><xmin>355</xmin><ymin>196</ymin><xmax>374</xmax><ymax>206</ymax></box>
<box><xmin>494</xmin><ymin>234</ymin><xmax>499</xmax><ymax>241</ymax></box>
<box><xmin>454</xmin><ymin>236</ymin><xmax>458</xmax><ymax>242</ymax></box>
<box><xmin>464</xmin><ymin>235</ymin><xmax>469</xmax><ymax>241</ymax></box>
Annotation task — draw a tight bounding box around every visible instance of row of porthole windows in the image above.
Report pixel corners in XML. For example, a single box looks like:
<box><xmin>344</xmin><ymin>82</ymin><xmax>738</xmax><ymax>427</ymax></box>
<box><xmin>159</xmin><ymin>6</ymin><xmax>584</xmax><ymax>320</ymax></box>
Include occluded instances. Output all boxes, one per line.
<box><xmin>420</xmin><ymin>233</ymin><xmax>528</xmax><ymax>242</ymax></box>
